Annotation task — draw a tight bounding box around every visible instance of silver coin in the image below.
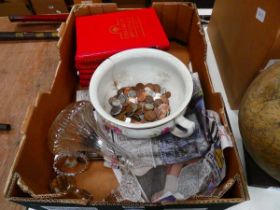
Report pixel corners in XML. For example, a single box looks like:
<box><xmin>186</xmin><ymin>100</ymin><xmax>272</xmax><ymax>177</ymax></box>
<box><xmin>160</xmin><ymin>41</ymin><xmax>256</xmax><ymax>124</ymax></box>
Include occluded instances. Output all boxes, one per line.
<box><xmin>131</xmin><ymin>103</ymin><xmax>138</xmax><ymax>112</ymax></box>
<box><xmin>110</xmin><ymin>106</ymin><xmax>122</xmax><ymax>116</ymax></box>
<box><xmin>111</xmin><ymin>98</ymin><xmax>121</xmax><ymax>107</ymax></box>
<box><xmin>144</xmin><ymin>87</ymin><xmax>156</xmax><ymax>97</ymax></box>
<box><xmin>118</xmin><ymin>93</ymin><xmax>127</xmax><ymax>104</ymax></box>
<box><xmin>128</xmin><ymin>97</ymin><xmax>137</xmax><ymax>103</ymax></box>
<box><xmin>144</xmin><ymin>87</ymin><xmax>152</xmax><ymax>92</ymax></box>
<box><xmin>127</xmin><ymin>90</ymin><xmax>137</xmax><ymax>98</ymax></box>
<box><xmin>108</xmin><ymin>96</ymin><xmax>116</xmax><ymax>105</ymax></box>
<box><xmin>153</xmin><ymin>93</ymin><xmax>162</xmax><ymax>100</ymax></box>
<box><xmin>144</xmin><ymin>103</ymin><xmax>154</xmax><ymax>110</ymax></box>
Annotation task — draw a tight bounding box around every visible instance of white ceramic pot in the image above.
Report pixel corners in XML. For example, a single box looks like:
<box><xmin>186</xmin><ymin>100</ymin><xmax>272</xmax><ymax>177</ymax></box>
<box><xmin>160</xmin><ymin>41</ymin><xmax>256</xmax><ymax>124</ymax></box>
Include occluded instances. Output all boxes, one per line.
<box><xmin>89</xmin><ymin>48</ymin><xmax>195</xmax><ymax>139</ymax></box>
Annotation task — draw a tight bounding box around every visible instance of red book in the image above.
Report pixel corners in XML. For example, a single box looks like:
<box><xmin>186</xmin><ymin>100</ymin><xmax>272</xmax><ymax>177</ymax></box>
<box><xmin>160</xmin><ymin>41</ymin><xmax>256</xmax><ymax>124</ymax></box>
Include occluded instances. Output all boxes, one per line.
<box><xmin>79</xmin><ymin>72</ymin><xmax>95</xmax><ymax>80</ymax></box>
<box><xmin>78</xmin><ymin>69</ymin><xmax>97</xmax><ymax>74</ymax></box>
<box><xmin>75</xmin><ymin>61</ymin><xmax>101</xmax><ymax>70</ymax></box>
<box><xmin>79</xmin><ymin>78</ymin><xmax>91</xmax><ymax>87</ymax></box>
<box><xmin>75</xmin><ymin>8</ymin><xmax>170</xmax><ymax>65</ymax></box>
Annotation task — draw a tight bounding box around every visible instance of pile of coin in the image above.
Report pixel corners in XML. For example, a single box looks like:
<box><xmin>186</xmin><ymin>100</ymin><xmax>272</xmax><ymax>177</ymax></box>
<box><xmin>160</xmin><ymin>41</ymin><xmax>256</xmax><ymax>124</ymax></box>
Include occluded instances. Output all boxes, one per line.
<box><xmin>108</xmin><ymin>83</ymin><xmax>171</xmax><ymax>124</ymax></box>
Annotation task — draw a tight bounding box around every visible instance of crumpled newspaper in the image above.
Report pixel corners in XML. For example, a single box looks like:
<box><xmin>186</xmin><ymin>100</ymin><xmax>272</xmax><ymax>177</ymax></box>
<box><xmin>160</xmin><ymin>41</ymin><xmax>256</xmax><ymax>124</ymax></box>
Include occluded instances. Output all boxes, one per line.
<box><xmin>133</xmin><ymin>110</ymin><xmax>232</xmax><ymax>202</ymax></box>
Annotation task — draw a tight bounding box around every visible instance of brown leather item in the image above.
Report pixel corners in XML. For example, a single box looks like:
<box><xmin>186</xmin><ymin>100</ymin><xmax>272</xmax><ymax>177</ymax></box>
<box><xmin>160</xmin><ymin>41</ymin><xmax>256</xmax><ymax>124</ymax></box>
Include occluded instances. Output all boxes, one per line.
<box><xmin>4</xmin><ymin>2</ymin><xmax>249</xmax><ymax>208</ymax></box>
<box><xmin>208</xmin><ymin>0</ymin><xmax>280</xmax><ymax>109</ymax></box>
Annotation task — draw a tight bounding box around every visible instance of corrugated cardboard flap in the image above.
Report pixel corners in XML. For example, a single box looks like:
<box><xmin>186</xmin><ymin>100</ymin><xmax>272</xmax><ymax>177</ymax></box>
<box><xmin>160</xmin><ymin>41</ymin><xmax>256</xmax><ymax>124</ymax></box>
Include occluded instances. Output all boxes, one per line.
<box><xmin>208</xmin><ymin>0</ymin><xmax>280</xmax><ymax>108</ymax></box>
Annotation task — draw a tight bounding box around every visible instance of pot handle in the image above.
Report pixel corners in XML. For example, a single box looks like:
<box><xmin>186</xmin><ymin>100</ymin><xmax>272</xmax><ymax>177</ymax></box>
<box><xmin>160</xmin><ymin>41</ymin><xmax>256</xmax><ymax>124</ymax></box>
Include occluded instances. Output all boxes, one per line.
<box><xmin>171</xmin><ymin>115</ymin><xmax>195</xmax><ymax>138</ymax></box>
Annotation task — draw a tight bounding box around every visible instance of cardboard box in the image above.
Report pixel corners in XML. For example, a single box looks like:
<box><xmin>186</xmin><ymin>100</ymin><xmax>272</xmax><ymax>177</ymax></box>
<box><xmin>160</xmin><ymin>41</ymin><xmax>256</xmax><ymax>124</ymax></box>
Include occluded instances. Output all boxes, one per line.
<box><xmin>31</xmin><ymin>0</ymin><xmax>68</xmax><ymax>14</ymax></box>
<box><xmin>0</xmin><ymin>0</ymin><xmax>68</xmax><ymax>16</ymax></box>
<box><xmin>4</xmin><ymin>3</ymin><xmax>249</xmax><ymax>209</ymax></box>
<box><xmin>207</xmin><ymin>0</ymin><xmax>280</xmax><ymax>109</ymax></box>
<box><xmin>0</xmin><ymin>2</ymin><xmax>32</xmax><ymax>16</ymax></box>
<box><xmin>73</xmin><ymin>0</ymin><xmax>102</xmax><ymax>4</ymax></box>
<box><xmin>111</xmin><ymin>0</ymin><xmax>149</xmax><ymax>8</ymax></box>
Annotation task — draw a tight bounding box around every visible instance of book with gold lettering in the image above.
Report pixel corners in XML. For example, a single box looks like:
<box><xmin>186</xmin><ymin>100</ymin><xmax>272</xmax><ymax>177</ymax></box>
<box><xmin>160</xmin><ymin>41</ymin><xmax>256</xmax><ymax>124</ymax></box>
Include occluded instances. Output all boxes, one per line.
<box><xmin>75</xmin><ymin>8</ymin><xmax>170</xmax><ymax>67</ymax></box>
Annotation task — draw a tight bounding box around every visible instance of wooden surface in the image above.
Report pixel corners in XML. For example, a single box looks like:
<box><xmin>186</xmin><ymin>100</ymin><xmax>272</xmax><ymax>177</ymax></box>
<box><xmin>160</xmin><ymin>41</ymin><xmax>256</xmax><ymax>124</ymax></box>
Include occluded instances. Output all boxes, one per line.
<box><xmin>0</xmin><ymin>18</ymin><xmax>60</xmax><ymax>210</ymax></box>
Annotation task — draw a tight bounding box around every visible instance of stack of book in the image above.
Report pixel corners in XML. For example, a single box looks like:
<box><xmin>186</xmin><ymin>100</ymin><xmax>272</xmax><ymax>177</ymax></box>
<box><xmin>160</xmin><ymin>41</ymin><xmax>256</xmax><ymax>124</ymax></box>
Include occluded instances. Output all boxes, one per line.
<box><xmin>75</xmin><ymin>8</ymin><xmax>170</xmax><ymax>87</ymax></box>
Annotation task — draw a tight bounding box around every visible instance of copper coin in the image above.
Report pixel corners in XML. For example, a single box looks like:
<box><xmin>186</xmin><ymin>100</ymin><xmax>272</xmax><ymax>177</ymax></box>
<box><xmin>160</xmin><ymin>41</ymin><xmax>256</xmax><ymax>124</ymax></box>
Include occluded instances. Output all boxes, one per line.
<box><xmin>117</xmin><ymin>93</ymin><xmax>127</xmax><ymax>104</ymax></box>
<box><xmin>136</xmin><ymin>103</ymin><xmax>143</xmax><ymax>111</ymax></box>
<box><xmin>153</xmin><ymin>84</ymin><xmax>161</xmax><ymax>93</ymax></box>
<box><xmin>137</xmin><ymin>91</ymin><xmax>146</xmax><ymax>102</ymax></box>
<box><xmin>110</xmin><ymin>83</ymin><xmax>171</xmax><ymax>124</ymax></box>
<box><xmin>165</xmin><ymin>91</ymin><xmax>171</xmax><ymax>98</ymax></box>
<box><xmin>154</xmin><ymin>99</ymin><xmax>163</xmax><ymax>107</ymax></box>
<box><xmin>115</xmin><ymin>113</ymin><xmax>126</xmax><ymax>121</ymax></box>
<box><xmin>136</xmin><ymin>88</ymin><xmax>143</xmax><ymax>96</ymax></box>
<box><xmin>125</xmin><ymin>104</ymin><xmax>133</xmax><ymax>113</ymax></box>
<box><xmin>159</xmin><ymin>103</ymin><xmax>170</xmax><ymax>111</ymax></box>
<box><xmin>161</xmin><ymin>95</ymin><xmax>169</xmax><ymax>104</ymax></box>
<box><xmin>154</xmin><ymin>107</ymin><xmax>160</xmax><ymax>118</ymax></box>
<box><xmin>122</xmin><ymin>100</ymin><xmax>129</xmax><ymax>108</ymax></box>
<box><xmin>145</xmin><ymin>83</ymin><xmax>155</xmax><ymax>90</ymax></box>
<box><xmin>125</xmin><ymin>104</ymin><xmax>135</xmax><ymax>117</ymax></box>
<box><xmin>123</xmin><ymin>87</ymin><xmax>131</xmax><ymax>96</ymax></box>
<box><xmin>136</xmin><ymin>83</ymin><xmax>145</xmax><ymax>90</ymax></box>
<box><xmin>117</xmin><ymin>88</ymin><xmax>124</xmax><ymax>95</ymax></box>
<box><xmin>156</xmin><ymin>104</ymin><xmax>170</xmax><ymax>119</ymax></box>
<box><xmin>144</xmin><ymin>110</ymin><xmax>157</xmax><ymax>121</ymax></box>
<box><xmin>145</xmin><ymin>95</ymin><xmax>154</xmax><ymax>103</ymax></box>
